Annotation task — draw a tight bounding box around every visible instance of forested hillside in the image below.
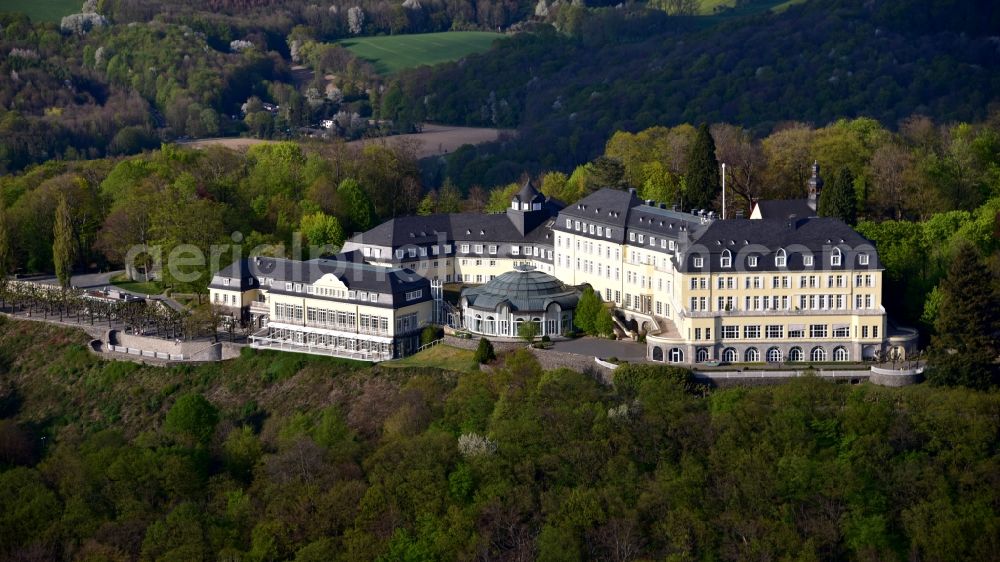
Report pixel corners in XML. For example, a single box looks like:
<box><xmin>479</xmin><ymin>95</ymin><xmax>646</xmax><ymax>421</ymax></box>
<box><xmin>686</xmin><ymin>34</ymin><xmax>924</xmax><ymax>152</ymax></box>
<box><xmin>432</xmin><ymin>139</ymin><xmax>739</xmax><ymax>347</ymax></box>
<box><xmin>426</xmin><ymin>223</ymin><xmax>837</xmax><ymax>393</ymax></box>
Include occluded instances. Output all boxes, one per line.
<box><xmin>0</xmin><ymin>318</ymin><xmax>998</xmax><ymax>560</ymax></box>
<box><xmin>390</xmin><ymin>0</ymin><xmax>1000</xmax><ymax>178</ymax></box>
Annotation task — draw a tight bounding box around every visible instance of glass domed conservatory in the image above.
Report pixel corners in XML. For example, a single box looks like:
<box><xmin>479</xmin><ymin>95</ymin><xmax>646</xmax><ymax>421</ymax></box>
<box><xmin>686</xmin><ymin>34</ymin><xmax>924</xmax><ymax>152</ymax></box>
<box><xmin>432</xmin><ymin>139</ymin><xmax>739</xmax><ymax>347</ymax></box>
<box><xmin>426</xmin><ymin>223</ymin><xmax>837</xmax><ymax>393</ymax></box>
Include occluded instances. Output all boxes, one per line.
<box><xmin>460</xmin><ymin>265</ymin><xmax>580</xmax><ymax>339</ymax></box>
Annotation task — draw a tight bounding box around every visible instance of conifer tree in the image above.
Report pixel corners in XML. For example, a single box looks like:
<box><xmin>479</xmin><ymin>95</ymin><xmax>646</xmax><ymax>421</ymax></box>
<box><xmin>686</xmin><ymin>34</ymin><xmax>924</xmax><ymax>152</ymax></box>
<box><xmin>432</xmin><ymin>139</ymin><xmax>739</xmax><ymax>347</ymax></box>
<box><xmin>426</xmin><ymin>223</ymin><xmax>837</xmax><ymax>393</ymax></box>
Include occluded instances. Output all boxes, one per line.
<box><xmin>927</xmin><ymin>241</ymin><xmax>999</xmax><ymax>389</ymax></box>
<box><xmin>473</xmin><ymin>337</ymin><xmax>496</xmax><ymax>364</ymax></box>
<box><xmin>684</xmin><ymin>123</ymin><xmax>720</xmax><ymax>211</ymax></box>
<box><xmin>594</xmin><ymin>305</ymin><xmax>615</xmax><ymax>338</ymax></box>
<box><xmin>53</xmin><ymin>196</ymin><xmax>75</xmax><ymax>291</ymax></box>
<box><xmin>574</xmin><ymin>286</ymin><xmax>602</xmax><ymax>334</ymax></box>
<box><xmin>819</xmin><ymin>168</ymin><xmax>858</xmax><ymax>225</ymax></box>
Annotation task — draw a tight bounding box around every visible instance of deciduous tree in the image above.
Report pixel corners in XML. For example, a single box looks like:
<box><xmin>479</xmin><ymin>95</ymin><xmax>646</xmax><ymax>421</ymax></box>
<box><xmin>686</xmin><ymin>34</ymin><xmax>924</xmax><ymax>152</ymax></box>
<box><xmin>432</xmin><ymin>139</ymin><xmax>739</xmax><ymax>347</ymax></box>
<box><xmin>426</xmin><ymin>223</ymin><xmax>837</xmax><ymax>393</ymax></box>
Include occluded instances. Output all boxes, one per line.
<box><xmin>52</xmin><ymin>196</ymin><xmax>74</xmax><ymax>290</ymax></box>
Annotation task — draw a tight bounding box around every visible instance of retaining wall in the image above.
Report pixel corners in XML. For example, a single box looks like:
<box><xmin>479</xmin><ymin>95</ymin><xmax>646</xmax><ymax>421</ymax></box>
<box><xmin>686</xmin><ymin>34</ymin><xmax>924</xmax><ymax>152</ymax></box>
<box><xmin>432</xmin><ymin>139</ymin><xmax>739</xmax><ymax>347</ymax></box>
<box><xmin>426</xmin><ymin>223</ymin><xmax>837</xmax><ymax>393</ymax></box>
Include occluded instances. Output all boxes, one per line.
<box><xmin>869</xmin><ymin>365</ymin><xmax>924</xmax><ymax>387</ymax></box>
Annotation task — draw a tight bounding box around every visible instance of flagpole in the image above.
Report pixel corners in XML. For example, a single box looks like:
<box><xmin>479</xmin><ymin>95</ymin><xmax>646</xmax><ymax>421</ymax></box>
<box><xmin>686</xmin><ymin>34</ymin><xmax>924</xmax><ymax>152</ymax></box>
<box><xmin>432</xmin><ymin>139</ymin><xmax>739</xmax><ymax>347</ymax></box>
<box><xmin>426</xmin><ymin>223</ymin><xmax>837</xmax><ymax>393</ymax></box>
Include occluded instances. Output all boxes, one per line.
<box><xmin>721</xmin><ymin>162</ymin><xmax>726</xmax><ymax>220</ymax></box>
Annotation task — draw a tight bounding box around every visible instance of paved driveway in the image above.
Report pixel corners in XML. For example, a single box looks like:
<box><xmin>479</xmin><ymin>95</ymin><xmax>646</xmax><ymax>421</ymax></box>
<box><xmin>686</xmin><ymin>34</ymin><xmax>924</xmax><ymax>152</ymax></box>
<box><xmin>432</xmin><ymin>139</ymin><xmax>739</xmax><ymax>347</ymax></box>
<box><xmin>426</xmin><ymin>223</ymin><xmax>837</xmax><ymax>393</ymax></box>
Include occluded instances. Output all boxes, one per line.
<box><xmin>552</xmin><ymin>337</ymin><xmax>647</xmax><ymax>361</ymax></box>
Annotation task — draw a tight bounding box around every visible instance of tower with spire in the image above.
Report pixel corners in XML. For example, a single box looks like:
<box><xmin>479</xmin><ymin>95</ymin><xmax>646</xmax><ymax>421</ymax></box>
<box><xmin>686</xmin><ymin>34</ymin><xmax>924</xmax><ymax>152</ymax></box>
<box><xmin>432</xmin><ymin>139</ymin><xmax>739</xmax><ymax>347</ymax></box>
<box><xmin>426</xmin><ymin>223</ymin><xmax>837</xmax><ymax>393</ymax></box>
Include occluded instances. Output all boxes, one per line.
<box><xmin>807</xmin><ymin>160</ymin><xmax>824</xmax><ymax>212</ymax></box>
<box><xmin>507</xmin><ymin>178</ymin><xmax>549</xmax><ymax>235</ymax></box>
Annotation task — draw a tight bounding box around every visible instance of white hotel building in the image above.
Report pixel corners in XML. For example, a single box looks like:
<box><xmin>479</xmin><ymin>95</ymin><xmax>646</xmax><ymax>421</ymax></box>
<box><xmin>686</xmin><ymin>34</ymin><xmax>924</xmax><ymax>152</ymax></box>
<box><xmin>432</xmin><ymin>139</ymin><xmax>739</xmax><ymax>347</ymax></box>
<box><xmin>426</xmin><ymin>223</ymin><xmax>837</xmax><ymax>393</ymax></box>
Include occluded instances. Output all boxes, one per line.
<box><xmin>214</xmin><ymin>180</ymin><xmax>916</xmax><ymax>363</ymax></box>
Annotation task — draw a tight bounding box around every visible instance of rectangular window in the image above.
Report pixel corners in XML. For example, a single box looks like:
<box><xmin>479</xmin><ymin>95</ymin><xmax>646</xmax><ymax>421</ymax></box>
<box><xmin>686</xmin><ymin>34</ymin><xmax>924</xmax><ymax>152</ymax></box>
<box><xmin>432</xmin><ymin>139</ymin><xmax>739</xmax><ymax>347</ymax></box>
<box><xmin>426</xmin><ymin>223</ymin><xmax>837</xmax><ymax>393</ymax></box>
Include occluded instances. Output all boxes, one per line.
<box><xmin>722</xmin><ymin>325</ymin><xmax>739</xmax><ymax>339</ymax></box>
<box><xmin>833</xmin><ymin>326</ymin><xmax>850</xmax><ymax>338</ymax></box>
<box><xmin>474</xmin><ymin>244</ymin><xmax>483</xmax><ymax>254</ymax></box>
<box><xmin>789</xmin><ymin>327</ymin><xmax>805</xmax><ymax>338</ymax></box>
<box><xmin>744</xmin><ymin>325</ymin><xmax>761</xmax><ymax>339</ymax></box>
<box><xmin>693</xmin><ymin>257</ymin><xmax>703</xmax><ymax>268</ymax></box>
<box><xmin>748</xmin><ymin>256</ymin><xmax>758</xmax><ymax>267</ymax></box>
<box><xmin>859</xmin><ymin>253</ymin><xmax>870</xmax><ymax>265</ymax></box>
<box><xmin>597</xmin><ymin>226</ymin><xmax>603</xmax><ymax>236</ymax></box>
<box><xmin>511</xmin><ymin>246</ymin><xmax>520</xmax><ymax>256</ymax></box>
<box><xmin>862</xmin><ymin>325</ymin><xmax>869</xmax><ymax>338</ymax></box>
<box><xmin>695</xmin><ymin>328</ymin><xmax>701</xmax><ymax>340</ymax></box>
<box><xmin>810</xmin><ymin>324</ymin><xmax>828</xmax><ymax>338</ymax></box>
<box><xmin>804</xmin><ymin>255</ymin><xmax>814</xmax><ymax>266</ymax></box>
<box><xmin>565</xmin><ymin>219</ymin><xmax>572</xmax><ymax>228</ymax></box>
<box><xmin>873</xmin><ymin>325</ymin><xmax>879</xmax><ymax>338</ymax></box>
<box><xmin>766</xmin><ymin>325</ymin><xmax>784</xmax><ymax>339</ymax></box>
<box><xmin>488</xmin><ymin>245</ymin><xmax>497</xmax><ymax>254</ymax></box>
<box><xmin>461</xmin><ymin>244</ymin><xmax>470</xmax><ymax>253</ymax></box>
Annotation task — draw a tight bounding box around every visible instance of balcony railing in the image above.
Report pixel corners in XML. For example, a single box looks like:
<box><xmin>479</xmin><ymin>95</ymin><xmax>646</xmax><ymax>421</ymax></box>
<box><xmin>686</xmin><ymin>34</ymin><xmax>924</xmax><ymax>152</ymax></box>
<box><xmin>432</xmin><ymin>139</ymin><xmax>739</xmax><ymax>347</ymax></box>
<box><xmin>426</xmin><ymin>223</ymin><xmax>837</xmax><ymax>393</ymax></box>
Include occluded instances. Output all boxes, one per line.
<box><xmin>683</xmin><ymin>307</ymin><xmax>884</xmax><ymax>318</ymax></box>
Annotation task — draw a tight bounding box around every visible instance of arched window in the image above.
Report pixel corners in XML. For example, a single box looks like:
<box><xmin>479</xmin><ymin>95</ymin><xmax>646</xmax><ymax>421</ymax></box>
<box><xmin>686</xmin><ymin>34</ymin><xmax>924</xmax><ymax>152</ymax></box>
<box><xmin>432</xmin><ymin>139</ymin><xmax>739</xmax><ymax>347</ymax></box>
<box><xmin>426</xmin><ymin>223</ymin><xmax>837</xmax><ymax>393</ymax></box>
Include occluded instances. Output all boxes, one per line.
<box><xmin>831</xmin><ymin>247</ymin><xmax>842</xmax><ymax>266</ymax></box>
<box><xmin>723</xmin><ymin>347</ymin><xmax>738</xmax><ymax>363</ymax></box>
<box><xmin>696</xmin><ymin>348</ymin><xmax>710</xmax><ymax>362</ymax></box>
<box><xmin>766</xmin><ymin>347</ymin><xmax>782</xmax><ymax>363</ymax></box>
<box><xmin>485</xmin><ymin>316</ymin><xmax>495</xmax><ymax>335</ymax></box>
<box><xmin>775</xmin><ymin>248</ymin><xmax>787</xmax><ymax>267</ymax></box>
<box><xmin>744</xmin><ymin>347</ymin><xmax>760</xmax><ymax>362</ymax></box>
<box><xmin>811</xmin><ymin>346</ymin><xmax>826</xmax><ymax>362</ymax></box>
<box><xmin>668</xmin><ymin>348</ymin><xmax>684</xmax><ymax>363</ymax></box>
<box><xmin>720</xmin><ymin>249</ymin><xmax>732</xmax><ymax>268</ymax></box>
<box><xmin>652</xmin><ymin>347</ymin><xmax>663</xmax><ymax>361</ymax></box>
<box><xmin>833</xmin><ymin>346</ymin><xmax>849</xmax><ymax>362</ymax></box>
<box><xmin>788</xmin><ymin>347</ymin><xmax>803</xmax><ymax>362</ymax></box>
<box><xmin>474</xmin><ymin>314</ymin><xmax>482</xmax><ymax>332</ymax></box>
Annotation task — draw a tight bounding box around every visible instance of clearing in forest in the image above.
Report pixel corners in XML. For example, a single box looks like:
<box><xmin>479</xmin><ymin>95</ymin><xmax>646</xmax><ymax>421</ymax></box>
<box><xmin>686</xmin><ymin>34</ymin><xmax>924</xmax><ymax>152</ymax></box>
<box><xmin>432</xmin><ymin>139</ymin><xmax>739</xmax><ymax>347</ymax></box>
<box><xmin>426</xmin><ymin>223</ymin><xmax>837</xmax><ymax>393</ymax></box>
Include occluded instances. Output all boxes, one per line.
<box><xmin>339</xmin><ymin>31</ymin><xmax>503</xmax><ymax>75</ymax></box>
<box><xmin>0</xmin><ymin>0</ymin><xmax>80</xmax><ymax>21</ymax></box>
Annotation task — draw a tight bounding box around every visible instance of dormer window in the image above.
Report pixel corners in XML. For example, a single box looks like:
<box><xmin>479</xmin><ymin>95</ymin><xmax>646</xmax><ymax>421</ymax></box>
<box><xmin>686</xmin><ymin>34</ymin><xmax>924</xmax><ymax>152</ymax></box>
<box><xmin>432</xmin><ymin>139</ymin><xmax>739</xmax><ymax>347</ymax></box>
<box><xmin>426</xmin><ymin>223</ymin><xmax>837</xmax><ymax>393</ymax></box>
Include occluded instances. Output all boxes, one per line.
<box><xmin>859</xmin><ymin>253</ymin><xmax>870</xmax><ymax>265</ymax></box>
<box><xmin>565</xmin><ymin>219</ymin><xmax>572</xmax><ymax>228</ymax></box>
<box><xmin>775</xmin><ymin>248</ymin><xmax>787</xmax><ymax>267</ymax></box>
<box><xmin>720</xmin><ymin>249</ymin><xmax>732</xmax><ymax>268</ymax></box>
<box><xmin>223</xmin><ymin>278</ymin><xmax>230</xmax><ymax>286</ymax></box>
<box><xmin>748</xmin><ymin>256</ymin><xmax>758</xmax><ymax>267</ymax></box>
<box><xmin>693</xmin><ymin>257</ymin><xmax>704</xmax><ymax>268</ymax></box>
<box><xmin>804</xmin><ymin>255</ymin><xmax>814</xmax><ymax>267</ymax></box>
<box><xmin>831</xmin><ymin>247</ymin><xmax>842</xmax><ymax>266</ymax></box>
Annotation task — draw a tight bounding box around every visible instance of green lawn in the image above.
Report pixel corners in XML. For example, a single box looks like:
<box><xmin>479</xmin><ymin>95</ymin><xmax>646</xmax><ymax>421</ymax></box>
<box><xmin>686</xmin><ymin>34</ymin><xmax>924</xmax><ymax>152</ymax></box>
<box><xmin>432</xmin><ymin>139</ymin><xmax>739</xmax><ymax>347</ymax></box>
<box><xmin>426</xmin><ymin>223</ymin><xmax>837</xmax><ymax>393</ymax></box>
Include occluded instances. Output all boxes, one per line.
<box><xmin>384</xmin><ymin>344</ymin><xmax>479</xmax><ymax>373</ymax></box>
<box><xmin>111</xmin><ymin>275</ymin><xmax>165</xmax><ymax>296</ymax></box>
<box><xmin>0</xmin><ymin>0</ymin><xmax>80</xmax><ymax>22</ymax></box>
<box><xmin>339</xmin><ymin>31</ymin><xmax>503</xmax><ymax>75</ymax></box>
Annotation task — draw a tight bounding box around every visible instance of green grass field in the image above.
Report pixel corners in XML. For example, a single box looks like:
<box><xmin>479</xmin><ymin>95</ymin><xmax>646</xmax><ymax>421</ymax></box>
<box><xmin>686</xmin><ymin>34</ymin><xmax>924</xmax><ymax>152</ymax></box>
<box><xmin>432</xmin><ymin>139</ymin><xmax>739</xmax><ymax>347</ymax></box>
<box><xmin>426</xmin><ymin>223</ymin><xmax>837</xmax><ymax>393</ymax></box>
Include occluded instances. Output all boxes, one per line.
<box><xmin>0</xmin><ymin>0</ymin><xmax>80</xmax><ymax>22</ymax></box>
<box><xmin>384</xmin><ymin>344</ymin><xmax>479</xmax><ymax>373</ymax></box>
<box><xmin>339</xmin><ymin>31</ymin><xmax>503</xmax><ymax>75</ymax></box>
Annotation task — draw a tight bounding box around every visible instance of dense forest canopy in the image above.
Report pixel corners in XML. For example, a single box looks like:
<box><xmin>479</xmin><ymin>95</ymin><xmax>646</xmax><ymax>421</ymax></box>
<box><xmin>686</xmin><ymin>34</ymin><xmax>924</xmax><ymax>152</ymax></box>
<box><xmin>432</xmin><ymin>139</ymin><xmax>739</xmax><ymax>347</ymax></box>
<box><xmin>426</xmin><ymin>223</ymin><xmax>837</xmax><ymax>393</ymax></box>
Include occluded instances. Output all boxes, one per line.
<box><xmin>398</xmin><ymin>0</ymin><xmax>1000</xmax><ymax>181</ymax></box>
<box><xmin>0</xmin><ymin>319</ymin><xmax>999</xmax><ymax>561</ymax></box>
<box><xmin>2</xmin><ymin>0</ymin><xmax>1000</xmax><ymax>174</ymax></box>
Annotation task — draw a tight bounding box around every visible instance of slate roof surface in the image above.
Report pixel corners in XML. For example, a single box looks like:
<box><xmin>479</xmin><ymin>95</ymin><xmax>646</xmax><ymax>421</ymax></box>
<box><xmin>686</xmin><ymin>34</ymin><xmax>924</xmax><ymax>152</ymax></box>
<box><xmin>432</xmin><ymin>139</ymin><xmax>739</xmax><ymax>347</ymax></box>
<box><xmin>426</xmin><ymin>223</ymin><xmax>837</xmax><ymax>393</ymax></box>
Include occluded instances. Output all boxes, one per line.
<box><xmin>679</xmin><ymin>217</ymin><xmax>882</xmax><ymax>273</ymax></box>
<box><xmin>211</xmin><ymin>254</ymin><xmax>428</xmax><ymax>295</ymax></box>
<box><xmin>462</xmin><ymin>266</ymin><xmax>580</xmax><ymax>312</ymax></box>
<box><xmin>753</xmin><ymin>199</ymin><xmax>817</xmax><ymax>220</ymax></box>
